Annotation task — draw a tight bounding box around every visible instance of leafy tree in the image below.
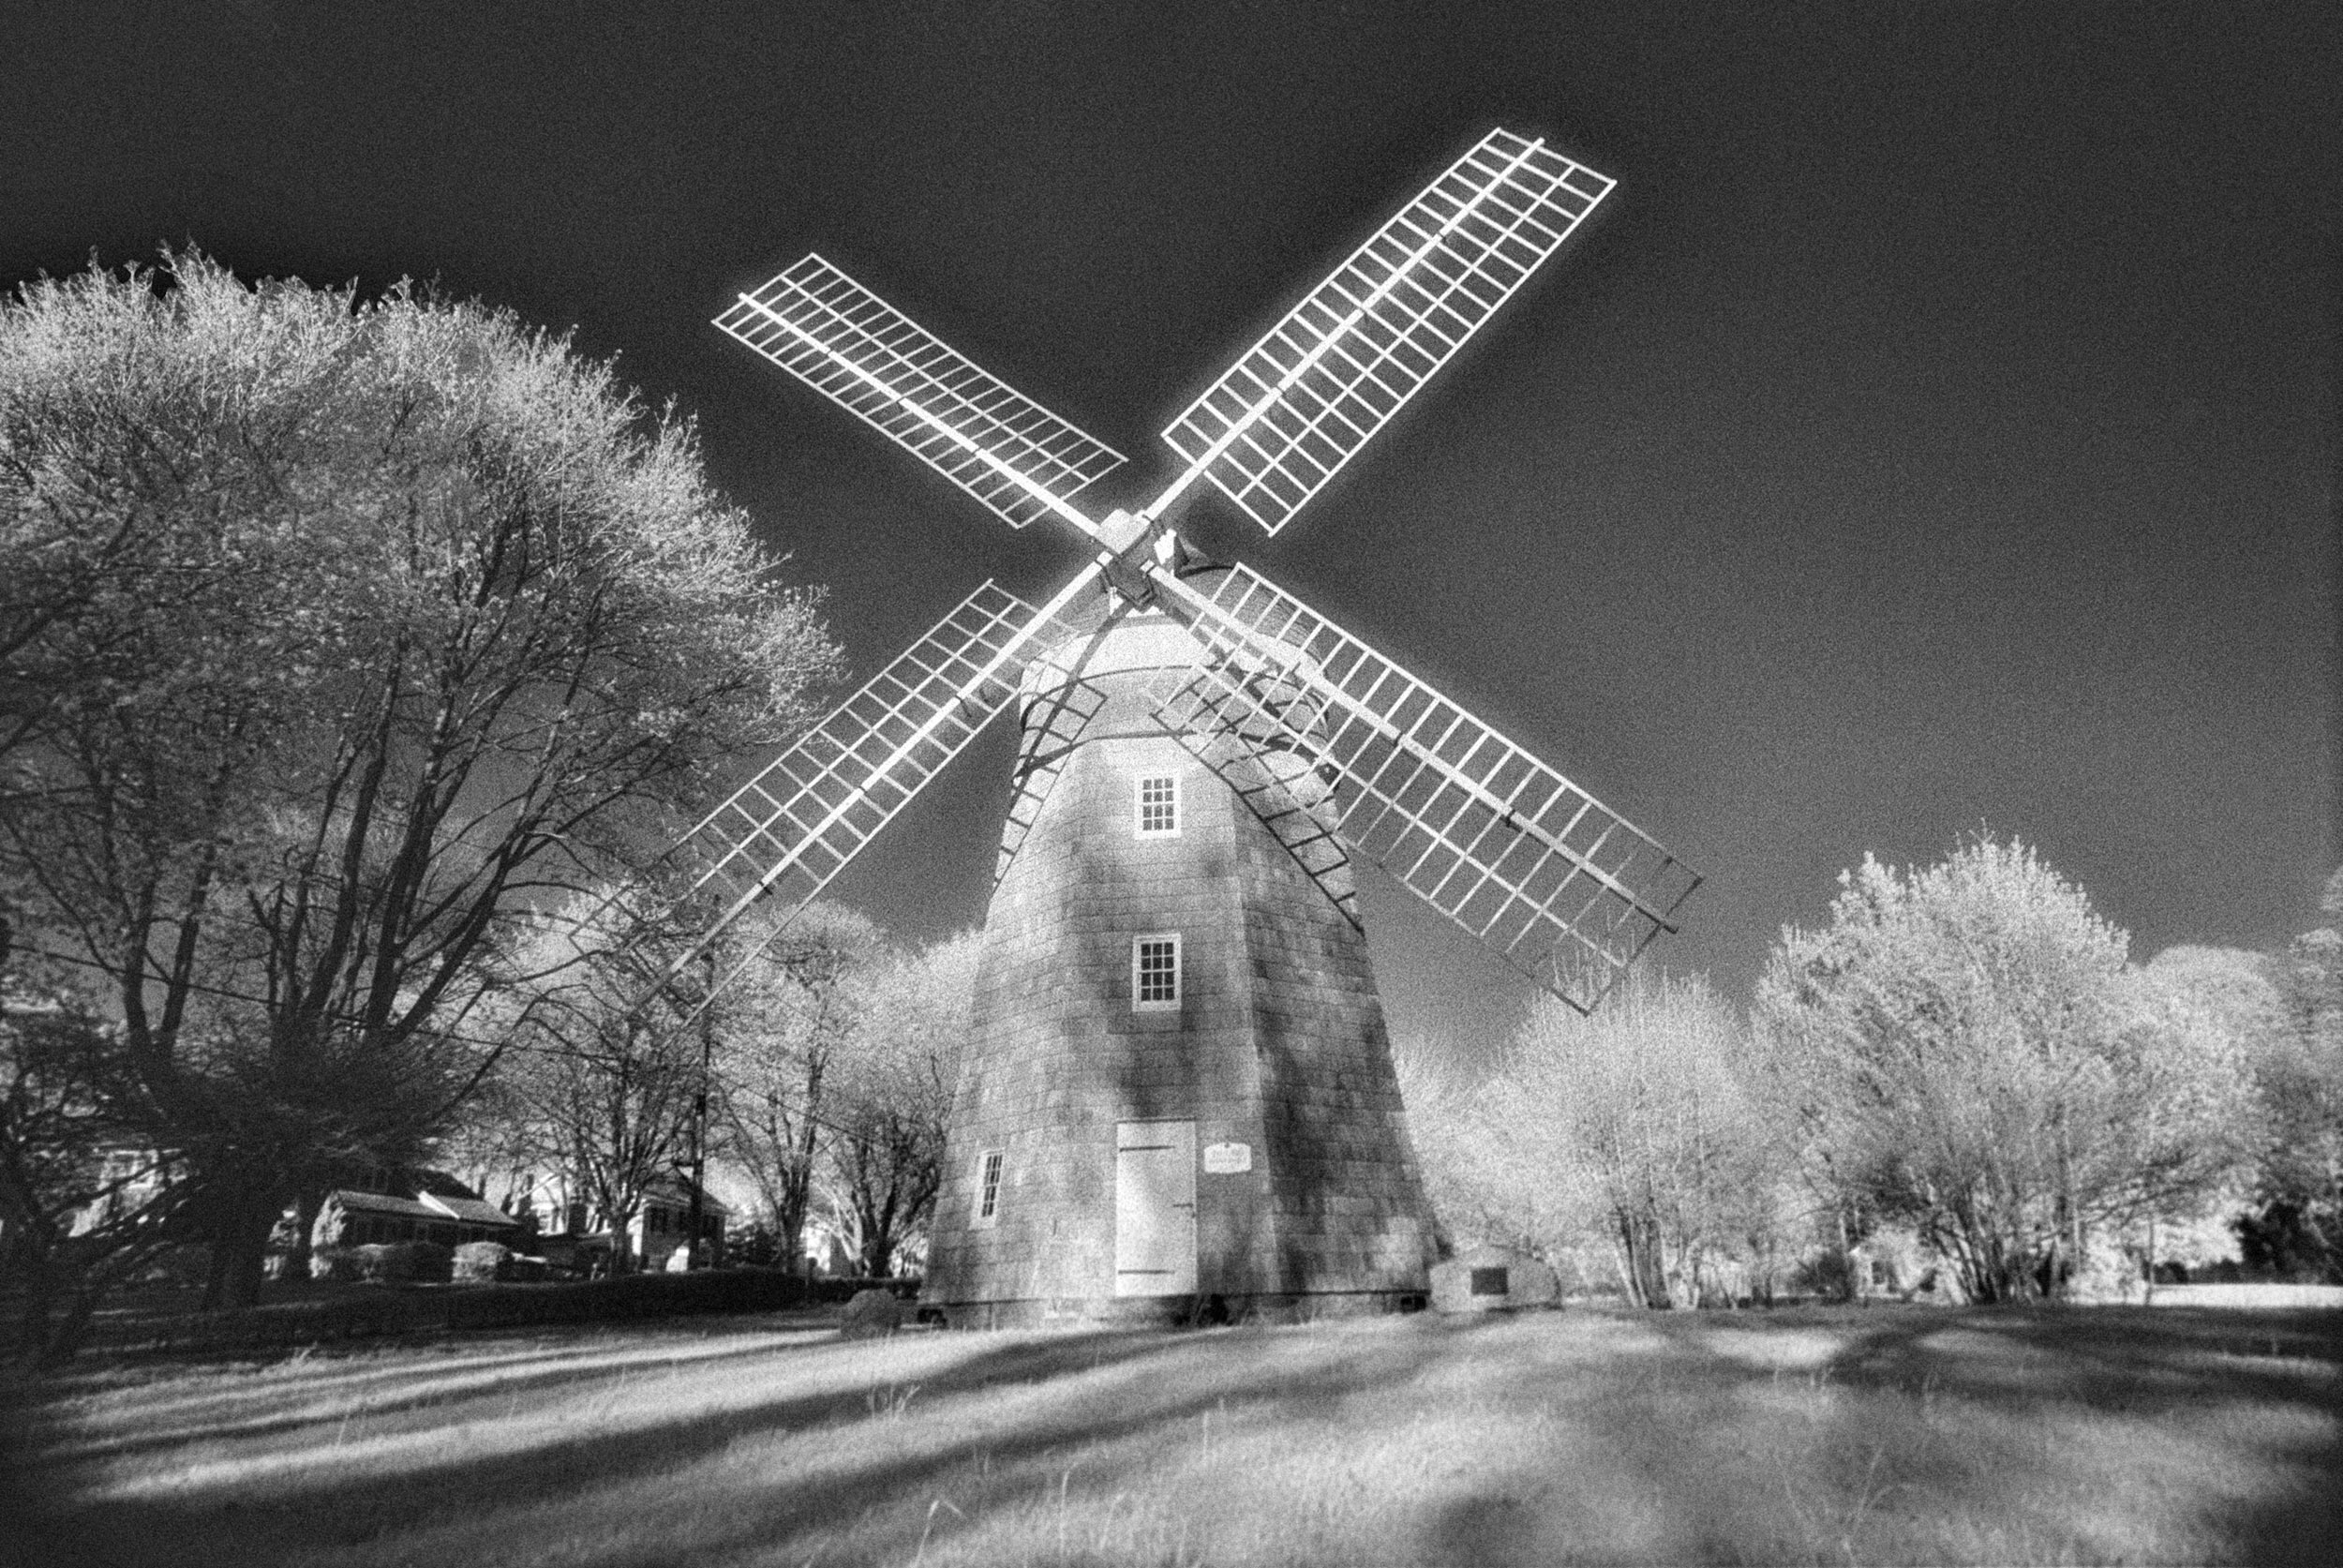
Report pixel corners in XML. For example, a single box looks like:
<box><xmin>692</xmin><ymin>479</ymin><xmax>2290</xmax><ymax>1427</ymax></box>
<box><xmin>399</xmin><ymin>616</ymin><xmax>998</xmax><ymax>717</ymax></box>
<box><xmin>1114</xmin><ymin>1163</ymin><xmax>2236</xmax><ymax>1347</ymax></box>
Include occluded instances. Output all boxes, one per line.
<box><xmin>2249</xmin><ymin>873</ymin><xmax>2343</xmax><ymax>1277</ymax></box>
<box><xmin>1754</xmin><ymin>834</ymin><xmax>2256</xmax><ymax>1302</ymax></box>
<box><xmin>1497</xmin><ymin>974</ymin><xmax>1789</xmax><ymax>1307</ymax></box>
<box><xmin>1398</xmin><ymin>974</ymin><xmax>1793</xmax><ymax>1307</ymax></box>
<box><xmin>0</xmin><ymin>251</ymin><xmax>839</xmax><ymax>1312</ymax></box>
<box><xmin>1389</xmin><ymin>1036</ymin><xmax>1545</xmax><ymax>1261</ymax></box>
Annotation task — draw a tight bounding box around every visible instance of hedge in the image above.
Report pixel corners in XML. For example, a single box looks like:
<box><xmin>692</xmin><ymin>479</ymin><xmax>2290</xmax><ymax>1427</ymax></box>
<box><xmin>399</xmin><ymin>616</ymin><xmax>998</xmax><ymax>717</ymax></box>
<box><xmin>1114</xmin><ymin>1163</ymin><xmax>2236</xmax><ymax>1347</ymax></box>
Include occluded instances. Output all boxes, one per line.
<box><xmin>452</xmin><ymin>1241</ymin><xmax>513</xmax><ymax>1284</ymax></box>
<box><xmin>131</xmin><ymin>1269</ymin><xmax>887</xmax><ymax>1356</ymax></box>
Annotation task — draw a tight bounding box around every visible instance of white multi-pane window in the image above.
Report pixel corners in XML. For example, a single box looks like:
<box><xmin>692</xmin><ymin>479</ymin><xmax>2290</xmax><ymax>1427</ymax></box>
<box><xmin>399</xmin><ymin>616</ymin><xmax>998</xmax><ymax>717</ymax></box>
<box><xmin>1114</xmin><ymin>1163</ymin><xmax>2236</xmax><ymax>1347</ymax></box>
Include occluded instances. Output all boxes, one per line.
<box><xmin>1135</xmin><ymin>773</ymin><xmax>1180</xmax><ymax>837</ymax></box>
<box><xmin>974</xmin><ymin>1150</ymin><xmax>1005</xmax><ymax>1225</ymax></box>
<box><xmin>1132</xmin><ymin>933</ymin><xmax>1181</xmax><ymax>1010</ymax></box>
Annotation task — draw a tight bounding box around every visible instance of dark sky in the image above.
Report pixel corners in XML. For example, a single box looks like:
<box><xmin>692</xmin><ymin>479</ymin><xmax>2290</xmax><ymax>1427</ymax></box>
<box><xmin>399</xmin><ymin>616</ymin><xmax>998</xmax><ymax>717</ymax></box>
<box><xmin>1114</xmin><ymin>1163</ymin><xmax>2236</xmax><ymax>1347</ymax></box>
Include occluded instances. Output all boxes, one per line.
<box><xmin>6</xmin><ymin>1</ymin><xmax>2336</xmax><ymax>1056</ymax></box>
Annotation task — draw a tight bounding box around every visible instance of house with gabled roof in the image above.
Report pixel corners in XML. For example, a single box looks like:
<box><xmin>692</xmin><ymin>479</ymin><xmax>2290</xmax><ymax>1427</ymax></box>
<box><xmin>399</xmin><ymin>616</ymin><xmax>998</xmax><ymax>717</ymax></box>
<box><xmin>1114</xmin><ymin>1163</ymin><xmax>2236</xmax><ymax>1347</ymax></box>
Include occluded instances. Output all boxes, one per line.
<box><xmin>311</xmin><ymin>1167</ymin><xmax>526</xmax><ymax>1251</ymax></box>
<box><xmin>510</xmin><ymin>1170</ymin><xmax>732</xmax><ymax>1273</ymax></box>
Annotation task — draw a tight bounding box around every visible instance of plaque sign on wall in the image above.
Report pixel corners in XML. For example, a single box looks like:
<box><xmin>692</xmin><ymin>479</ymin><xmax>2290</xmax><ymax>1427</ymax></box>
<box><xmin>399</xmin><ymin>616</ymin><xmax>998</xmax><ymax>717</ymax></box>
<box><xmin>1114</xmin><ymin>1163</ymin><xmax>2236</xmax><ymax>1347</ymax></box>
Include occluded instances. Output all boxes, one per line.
<box><xmin>1201</xmin><ymin>1142</ymin><xmax>1252</xmax><ymax>1174</ymax></box>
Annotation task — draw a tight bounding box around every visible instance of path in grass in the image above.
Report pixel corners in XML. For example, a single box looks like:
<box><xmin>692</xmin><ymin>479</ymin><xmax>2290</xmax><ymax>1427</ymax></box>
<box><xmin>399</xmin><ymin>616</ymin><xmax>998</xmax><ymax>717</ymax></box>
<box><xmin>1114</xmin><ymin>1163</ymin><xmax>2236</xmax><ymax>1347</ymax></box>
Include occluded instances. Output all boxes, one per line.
<box><xmin>6</xmin><ymin>1305</ymin><xmax>2337</xmax><ymax>1566</ymax></box>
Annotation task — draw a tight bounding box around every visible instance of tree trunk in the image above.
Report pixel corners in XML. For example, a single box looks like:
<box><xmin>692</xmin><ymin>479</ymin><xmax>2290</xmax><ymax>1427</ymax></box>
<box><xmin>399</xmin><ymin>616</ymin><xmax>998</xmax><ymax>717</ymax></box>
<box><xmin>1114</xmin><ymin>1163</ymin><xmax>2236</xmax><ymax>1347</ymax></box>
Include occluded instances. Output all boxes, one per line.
<box><xmin>201</xmin><ymin>1187</ymin><xmax>277</xmax><ymax>1309</ymax></box>
<box><xmin>607</xmin><ymin>1206</ymin><xmax>635</xmax><ymax>1275</ymax></box>
<box><xmin>1615</xmin><ymin>1208</ymin><xmax>1670</xmax><ymax>1308</ymax></box>
<box><xmin>13</xmin><ymin>1249</ymin><xmax>58</xmax><ymax>1367</ymax></box>
<box><xmin>37</xmin><ymin>1284</ymin><xmax>102</xmax><ymax>1368</ymax></box>
<box><xmin>859</xmin><ymin>1203</ymin><xmax>895</xmax><ymax>1278</ymax></box>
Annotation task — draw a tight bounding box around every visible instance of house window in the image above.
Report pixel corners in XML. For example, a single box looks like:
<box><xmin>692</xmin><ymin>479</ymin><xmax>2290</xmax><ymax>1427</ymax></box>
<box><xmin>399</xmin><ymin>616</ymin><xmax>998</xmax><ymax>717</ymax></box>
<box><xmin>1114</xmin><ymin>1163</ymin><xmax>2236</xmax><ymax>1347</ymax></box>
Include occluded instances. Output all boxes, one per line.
<box><xmin>975</xmin><ymin>1150</ymin><xmax>1005</xmax><ymax>1227</ymax></box>
<box><xmin>1133</xmin><ymin>934</ymin><xmax>1181</xmax><ymax>1010</ymax></box>
<box><xmin>1135</xmin><ymin>774</ymin><xmax>1180</xmax><ymax>837</ymax></box>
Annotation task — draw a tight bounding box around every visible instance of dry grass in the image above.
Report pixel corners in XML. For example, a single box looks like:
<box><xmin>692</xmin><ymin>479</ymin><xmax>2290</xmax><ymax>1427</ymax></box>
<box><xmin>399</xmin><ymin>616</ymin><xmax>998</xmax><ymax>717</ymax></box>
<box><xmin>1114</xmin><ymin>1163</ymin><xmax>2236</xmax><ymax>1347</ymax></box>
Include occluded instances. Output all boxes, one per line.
<box><xmin>3</xmin><ymin>1305</ymin><xmax>2336</xmax><ymax>1566</ymax></box>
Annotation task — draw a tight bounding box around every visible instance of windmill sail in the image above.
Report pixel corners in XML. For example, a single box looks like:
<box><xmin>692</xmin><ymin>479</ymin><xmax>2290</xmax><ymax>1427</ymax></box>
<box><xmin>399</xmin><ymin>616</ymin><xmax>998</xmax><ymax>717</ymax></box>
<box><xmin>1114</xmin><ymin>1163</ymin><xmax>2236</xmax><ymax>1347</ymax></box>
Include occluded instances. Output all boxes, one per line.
<box><xmin>1139</xmin><ymin>645</ymin><xmax>1365</xmax><ymax>933</ymax></box>
<box><xmin>1159</xmin><ymin>128</ymin><xmax>1614</xmax><ymax>536</ymax></box>
<box><xmin>706</xmin><ymin>126</ymin><xmax>1695</xmax><ymax>1023</ymax></box>
<box><xmin>716</xmin><ymin>255</ymin><xmax>1123</xmax><ymax>533</ymax></box>
<box><xmin>649</xmin><ymin>567</ymin><xmax>1102</xmax><ymax>1000</ymax></box>
<box><xmin>1147</xmin><ymin>563</ymin><xmax>1697</xmax><ymax>1013</ymax></box>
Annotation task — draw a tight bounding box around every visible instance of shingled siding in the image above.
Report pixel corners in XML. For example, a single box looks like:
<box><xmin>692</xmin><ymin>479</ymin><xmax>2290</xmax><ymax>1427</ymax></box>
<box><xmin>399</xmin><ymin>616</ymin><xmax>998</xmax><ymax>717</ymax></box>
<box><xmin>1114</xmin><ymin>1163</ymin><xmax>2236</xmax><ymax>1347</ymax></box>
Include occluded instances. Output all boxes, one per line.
<box><xmin>925</xmin><ymin>612</ymin><xmax>1435</xmax><ymax>1322</ymax></box>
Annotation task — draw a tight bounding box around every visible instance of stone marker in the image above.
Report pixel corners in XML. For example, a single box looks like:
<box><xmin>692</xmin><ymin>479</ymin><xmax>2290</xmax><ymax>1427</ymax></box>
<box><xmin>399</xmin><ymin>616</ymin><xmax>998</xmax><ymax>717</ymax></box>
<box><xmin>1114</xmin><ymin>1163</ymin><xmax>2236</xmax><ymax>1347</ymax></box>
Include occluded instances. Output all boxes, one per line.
<box><xmin>1429</xmin><ymin>1245</ymin><xmax>1560</xmax><ymax>1314</ymax></box>
<box><xmin>840</xmin><ymin>1287</ymin><xmax>909</xmax><ymax>1339</ymax></box>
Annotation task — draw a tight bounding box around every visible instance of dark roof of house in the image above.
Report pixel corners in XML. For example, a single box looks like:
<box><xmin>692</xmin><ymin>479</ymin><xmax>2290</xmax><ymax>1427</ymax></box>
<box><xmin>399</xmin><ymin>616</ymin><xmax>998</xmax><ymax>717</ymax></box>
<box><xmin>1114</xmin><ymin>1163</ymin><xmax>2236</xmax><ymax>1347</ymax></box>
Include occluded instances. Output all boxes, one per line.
<box><xmin>422</xmin><ymin>1190</ymin><xmax>518</xmax><ymax>1227</ymax></box>
<box><xmin>329</xmin><ymin>1171</ymin><xmax>521</xmax><ymax>1229</ymax></box>
<box><xmin>644</xmin><ymin>1174</ymin><xmax>733</xmax><ymax>1216</ymax></box>
<box><xmin>330</xmin><ymin>1190</ymin><xmax>444</xmax><ymax>1220</ymax></box>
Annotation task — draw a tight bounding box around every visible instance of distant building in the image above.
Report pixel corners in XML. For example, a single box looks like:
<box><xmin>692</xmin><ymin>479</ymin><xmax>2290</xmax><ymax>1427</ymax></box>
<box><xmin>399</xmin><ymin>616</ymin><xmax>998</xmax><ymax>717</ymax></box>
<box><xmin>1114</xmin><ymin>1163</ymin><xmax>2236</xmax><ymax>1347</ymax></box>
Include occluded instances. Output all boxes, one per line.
<box><xmin>500</xmin><ymin>1168</ymin><xmax>730</xmax><ymax>1272</ymax></box>
<box><xmin>800</xmin><ymin>1214</ymin><xmax>856</xmax><ymax>1277</ymax></box>
<box><xmin>630</xmin><ymin>1173</ymin><xmax>732</xmax><ymax>1272</ymax></box>
<box><xmin>312</xmin><ymin>1168</ymin><xmax>525</xmax><ymax>1251</ymax></box>
<box><xmin>58</xmin><ymin>1142</ymin><xmax>172</xmax><ymax>1243</ymax></box>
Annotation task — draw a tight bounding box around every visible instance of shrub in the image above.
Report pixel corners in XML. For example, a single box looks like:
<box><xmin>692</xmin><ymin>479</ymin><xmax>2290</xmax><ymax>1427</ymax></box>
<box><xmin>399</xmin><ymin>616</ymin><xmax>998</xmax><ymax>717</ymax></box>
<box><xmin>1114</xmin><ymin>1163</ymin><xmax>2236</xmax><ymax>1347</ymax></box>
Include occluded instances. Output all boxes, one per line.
<box><xmin>1791</xmin><ymin>1247</ymin><xmax>1857</xmax><ymax>1302</ymax></box>
<box><xmin>453</xmin><ymin>1242</ymin><xmax>513</xmax><ymax>1284</ymax></box>
<box><xmin>308</xmin><ymin>1247</ymin><xmax>366</xmax><ymax>1282</ymax></box>
<box><xmin>124</xmin><ymin>1266</ymin><xmax>869</xmax><ymax>1357</ymax></box>
<box><xmin>353</xmin><ymin>1241</ymin><xmax>453</xmax><ymax>1284</ymax></box>
<box><xmin>839</xmin><ymin>1288</ymin><xmax>908</xmax><ymax>1338</ymax></box>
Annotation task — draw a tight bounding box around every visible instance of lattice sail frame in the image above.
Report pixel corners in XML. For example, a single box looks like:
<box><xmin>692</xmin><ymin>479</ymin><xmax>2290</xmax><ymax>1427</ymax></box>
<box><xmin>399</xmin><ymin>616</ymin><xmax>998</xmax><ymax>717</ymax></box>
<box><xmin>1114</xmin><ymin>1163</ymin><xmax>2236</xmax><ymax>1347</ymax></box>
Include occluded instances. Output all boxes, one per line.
<box><xmin>654</xmin><ymin>569</ymin><xmax>1100</xmax><ymax>999</ymax></box>
<box><xmin>695</xmin><ymin>127</ymin><xmax>1697</xmax><ymax>1015</ymax></box>
<box><xmin>1158</xmin><ymin>127</ymin><xmax>1615</xmax><ymax>536</ymax></box>
<box><xmin>716</xmin><ymin>254</ymin><xmax>1126</xmax><ymax>531</ymax></box>
<box><xmin>1148</xmin><ymin>564</ymin><xmax>1698</xmax><ymax>1013</ymax></box>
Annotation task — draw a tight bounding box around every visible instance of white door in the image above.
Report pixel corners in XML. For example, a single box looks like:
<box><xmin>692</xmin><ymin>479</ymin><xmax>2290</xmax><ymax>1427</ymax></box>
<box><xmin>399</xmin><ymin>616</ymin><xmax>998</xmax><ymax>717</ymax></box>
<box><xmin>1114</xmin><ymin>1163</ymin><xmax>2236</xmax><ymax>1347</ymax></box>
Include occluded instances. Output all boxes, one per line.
<box><xmin>1114</xmin><ymin>1120</ymin><xmax>1197</xmax><ymax>1295</ymax></box>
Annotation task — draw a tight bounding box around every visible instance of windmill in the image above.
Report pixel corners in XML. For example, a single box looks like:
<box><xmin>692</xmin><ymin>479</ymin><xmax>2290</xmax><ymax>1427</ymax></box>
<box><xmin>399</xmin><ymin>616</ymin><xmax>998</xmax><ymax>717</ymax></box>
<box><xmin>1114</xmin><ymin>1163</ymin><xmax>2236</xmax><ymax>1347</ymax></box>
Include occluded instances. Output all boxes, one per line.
<box><xmin>684</xmin><ymin>127</ymin><xmax>1698</xmax><ymax>1322</ymax></box>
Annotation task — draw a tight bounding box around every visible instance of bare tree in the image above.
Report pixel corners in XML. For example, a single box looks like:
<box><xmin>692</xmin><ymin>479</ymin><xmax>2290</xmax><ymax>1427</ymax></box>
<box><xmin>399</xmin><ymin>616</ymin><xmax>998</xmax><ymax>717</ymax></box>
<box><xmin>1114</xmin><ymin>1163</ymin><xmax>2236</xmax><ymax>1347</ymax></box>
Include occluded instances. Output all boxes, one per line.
<box><xmin>0</xmin><ymin>252</ymin><xmax>839</xmax><ymax>1308</ymax></box>
<box><xmin>817</xmin><ymin>930</ymin><xmax>976</xmax><ymax>1277</ymax></box>
<box><xmin>496</xmin><ymin>898</ymin><xmax>709</xmax><ymax>1273</ymax></box>
<box><xmin>714</xmin><ymin>903</ymin><xmax>882</xmax><ymax>1273</ymax></box>
<box><xmin>0</xmin><ymin>969</ymin><xmax>186</xmax><ymax>1364</ymax></box>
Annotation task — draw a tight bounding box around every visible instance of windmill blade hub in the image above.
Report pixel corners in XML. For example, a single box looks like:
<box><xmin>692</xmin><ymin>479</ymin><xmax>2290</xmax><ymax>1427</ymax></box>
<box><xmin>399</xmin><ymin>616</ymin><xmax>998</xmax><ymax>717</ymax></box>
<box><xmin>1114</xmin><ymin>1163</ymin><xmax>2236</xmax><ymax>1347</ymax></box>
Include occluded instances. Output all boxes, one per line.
<box><xmin>1095</xmin><ymin>508</ymin><xmax>1150</xmax><ymax>553</ymax></box>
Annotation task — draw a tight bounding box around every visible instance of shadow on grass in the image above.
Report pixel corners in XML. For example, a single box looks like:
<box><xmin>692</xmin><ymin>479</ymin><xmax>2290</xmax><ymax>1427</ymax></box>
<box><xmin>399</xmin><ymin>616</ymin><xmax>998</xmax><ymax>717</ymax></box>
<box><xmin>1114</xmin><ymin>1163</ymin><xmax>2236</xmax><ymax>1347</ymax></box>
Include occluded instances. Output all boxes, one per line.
<box><xmin>24</xmin><ymin>1324</ymin><xmax>844</xmax><ymax>1467</ymax></box>
<box><xmin>1561</xmin><ymin>1304</ymin><xmax>2343</xmax><ymax>1568</ymax></box>
<box><xmin>13</xmin><ymin>1307</ymin><xmax>2341</xmax><ymax>1568</ymax></box>
<box><xmin>17</xmin><ymin>1320</ymin><xmax>1497</xmax><ymax>1567</ymax></box>
<box><xmin>1813</xmin><ymin>1306</ymin><xmax>2343</xmax><ymax>1566</ymax></box>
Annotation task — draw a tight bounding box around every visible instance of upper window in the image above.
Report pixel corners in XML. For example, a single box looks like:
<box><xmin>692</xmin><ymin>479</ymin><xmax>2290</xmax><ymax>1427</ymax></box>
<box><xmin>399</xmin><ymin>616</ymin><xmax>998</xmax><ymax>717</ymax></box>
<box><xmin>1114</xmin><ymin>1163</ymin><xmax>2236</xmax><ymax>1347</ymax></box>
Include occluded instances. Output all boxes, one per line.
<box><xmin>1136</xmin><ymin>773</ymin><xmax>1180</xmax><ymax>837</ymax></box>
<box><xmin>1133</xmin><ymin>933</ymin><xmax>1181</xmax><ymax>1010</ymax></box>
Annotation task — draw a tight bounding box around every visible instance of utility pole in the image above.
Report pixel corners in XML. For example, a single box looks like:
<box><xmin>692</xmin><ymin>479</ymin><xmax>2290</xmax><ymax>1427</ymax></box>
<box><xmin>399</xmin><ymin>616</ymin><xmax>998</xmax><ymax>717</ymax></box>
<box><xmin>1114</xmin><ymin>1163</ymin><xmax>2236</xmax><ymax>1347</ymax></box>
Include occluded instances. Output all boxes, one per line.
<box><xmin>685</xmin><ymin>947</ymin><xmax>713</xmax><ymax>1267</ymax></box>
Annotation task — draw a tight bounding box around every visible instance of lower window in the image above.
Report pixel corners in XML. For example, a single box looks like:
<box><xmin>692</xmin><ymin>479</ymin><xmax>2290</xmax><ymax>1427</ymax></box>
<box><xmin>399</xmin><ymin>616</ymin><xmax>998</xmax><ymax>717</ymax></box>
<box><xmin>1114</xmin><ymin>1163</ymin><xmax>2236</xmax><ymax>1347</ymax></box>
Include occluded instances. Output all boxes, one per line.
<box><xmin>1133</xmin><ymin>933</ymin><xmax>1181</xmax><ymax>1010</ymax></box>
<box><xmin>975</xmin><ymin>1150</ymin><xmax>1005</xmax><ymax>1225</ymax></box>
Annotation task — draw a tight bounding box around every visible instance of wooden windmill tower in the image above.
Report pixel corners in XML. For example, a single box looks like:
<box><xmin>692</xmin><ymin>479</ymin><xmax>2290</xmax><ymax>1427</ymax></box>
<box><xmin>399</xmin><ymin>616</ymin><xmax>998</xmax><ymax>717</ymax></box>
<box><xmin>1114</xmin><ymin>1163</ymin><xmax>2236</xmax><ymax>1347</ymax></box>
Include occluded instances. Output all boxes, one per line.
<box><xmin>675</xmin><ymin>128</ymin><xmax>1699</xmax><ymax>1322</ymax></box>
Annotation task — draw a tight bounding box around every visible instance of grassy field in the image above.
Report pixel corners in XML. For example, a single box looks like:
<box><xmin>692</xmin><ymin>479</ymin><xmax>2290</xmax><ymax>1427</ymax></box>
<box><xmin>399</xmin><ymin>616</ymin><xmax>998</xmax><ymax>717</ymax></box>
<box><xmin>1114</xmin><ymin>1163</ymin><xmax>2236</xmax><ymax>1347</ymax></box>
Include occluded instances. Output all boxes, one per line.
<box><xmin>4</xmin><ymin>1304</ymin><xmax>2336</xmax><ymax>1567</ymax></box>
